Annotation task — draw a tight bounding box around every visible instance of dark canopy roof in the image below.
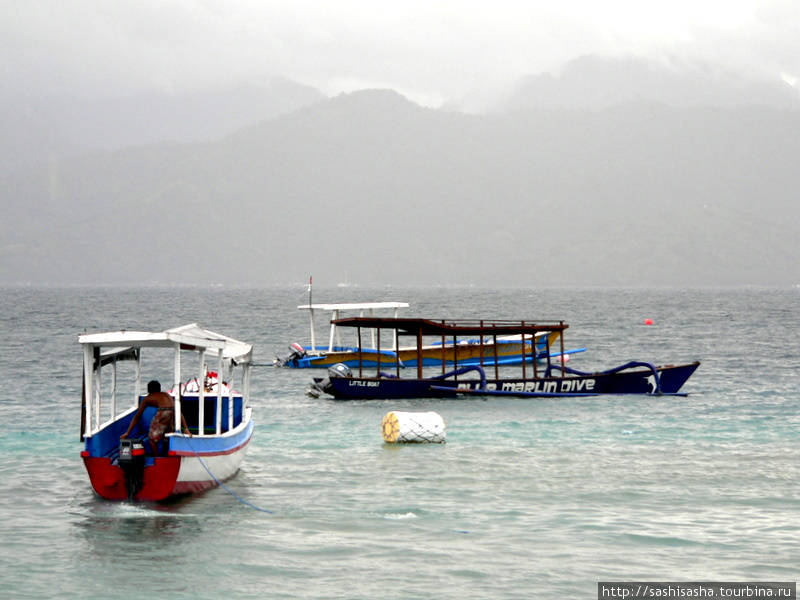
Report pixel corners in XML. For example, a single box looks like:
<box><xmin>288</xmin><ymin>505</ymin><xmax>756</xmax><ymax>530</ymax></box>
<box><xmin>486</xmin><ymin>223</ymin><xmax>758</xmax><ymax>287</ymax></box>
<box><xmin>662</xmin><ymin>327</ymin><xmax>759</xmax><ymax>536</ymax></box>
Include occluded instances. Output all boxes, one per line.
<box><xmin>330</xmin><ymin>317</ymin><xmax>568</xmax><ymax>337</ymax></box>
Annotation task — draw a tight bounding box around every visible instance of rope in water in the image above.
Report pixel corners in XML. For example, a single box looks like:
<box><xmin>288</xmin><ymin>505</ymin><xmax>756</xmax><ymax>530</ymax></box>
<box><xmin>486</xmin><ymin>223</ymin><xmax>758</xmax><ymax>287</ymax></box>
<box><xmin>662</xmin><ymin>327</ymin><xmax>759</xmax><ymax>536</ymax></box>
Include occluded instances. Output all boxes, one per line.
<box><xmin>184</xmin><ymin>437</ymin><xmax>273</xmax><ymax>514</ymax></box>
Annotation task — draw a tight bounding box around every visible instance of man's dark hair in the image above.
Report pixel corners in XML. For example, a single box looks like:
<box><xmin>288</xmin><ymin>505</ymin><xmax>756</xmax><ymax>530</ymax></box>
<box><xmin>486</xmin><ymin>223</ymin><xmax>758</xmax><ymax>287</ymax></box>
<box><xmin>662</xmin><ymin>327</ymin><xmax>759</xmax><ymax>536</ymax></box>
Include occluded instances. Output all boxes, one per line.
<box><xmin>147</xmin><ymin>380</ymin><xmax>161</xmax><ymax>394</ymax></box>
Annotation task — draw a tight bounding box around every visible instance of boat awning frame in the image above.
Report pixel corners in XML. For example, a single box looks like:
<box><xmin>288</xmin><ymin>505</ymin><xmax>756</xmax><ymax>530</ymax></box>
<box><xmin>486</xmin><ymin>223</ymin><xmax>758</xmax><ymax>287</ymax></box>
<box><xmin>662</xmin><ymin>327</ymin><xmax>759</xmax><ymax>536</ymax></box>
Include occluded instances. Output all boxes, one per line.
<box><xmin>78</xmin><ymin>323</ymin><xmax>253</xmax><ymax>365</ymax></box>
<box><xmin>79</xmin><ymin>323</ymin><xmax>252</xmax><ymax>440</ymax></box>
<box><xmin>329</xmin><ymin>317</ymin><xmax>568</xmax><ymax>338</ymax></box>
<box><xmin>298</xmin><ymin>302</ymin><xmax>410</xmax><ymax>351</ymax></box>
<box><xmin>329</xmin><ymin>317</ymin><xmax>568</xmax><ymax>379</ymax></box>
<box><xmin>298</xmin><ymin>302</ymin><xmax>410</xmax><ymax>312</ymax></box>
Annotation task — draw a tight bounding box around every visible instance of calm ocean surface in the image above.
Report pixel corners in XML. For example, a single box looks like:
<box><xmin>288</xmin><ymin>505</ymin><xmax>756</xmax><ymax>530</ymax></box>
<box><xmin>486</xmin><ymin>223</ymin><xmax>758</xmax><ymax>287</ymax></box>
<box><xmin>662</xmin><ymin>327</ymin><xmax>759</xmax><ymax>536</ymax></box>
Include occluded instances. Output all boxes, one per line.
<box><xmin>0</xmin><ymin>286</ymin><xmax>797</xmax><ymax>599</ymax></box>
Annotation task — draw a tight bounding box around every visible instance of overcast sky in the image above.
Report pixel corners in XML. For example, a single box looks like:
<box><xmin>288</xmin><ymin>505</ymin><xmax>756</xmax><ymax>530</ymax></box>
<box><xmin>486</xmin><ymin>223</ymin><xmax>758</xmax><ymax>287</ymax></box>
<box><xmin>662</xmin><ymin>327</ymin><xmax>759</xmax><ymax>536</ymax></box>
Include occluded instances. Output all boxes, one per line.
<box><xmin>2</xmin><ymin>0</ymin><xmax>798</xmax><ymax>107</ymax></box>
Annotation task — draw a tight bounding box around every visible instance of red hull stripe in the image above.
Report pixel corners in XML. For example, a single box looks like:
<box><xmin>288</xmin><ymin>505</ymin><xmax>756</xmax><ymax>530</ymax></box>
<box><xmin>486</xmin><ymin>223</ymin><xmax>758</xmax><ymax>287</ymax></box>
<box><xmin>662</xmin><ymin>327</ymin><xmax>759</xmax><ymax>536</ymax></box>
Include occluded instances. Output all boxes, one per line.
<box><xmin>172</xmin><ymin>479</ymin><xmax>220</xmax><ymax>495</ymax></box>
<box><xmin>169</xmin><ymin>437</ymin><xmax>250</xmax><ymax>458</ymax></box>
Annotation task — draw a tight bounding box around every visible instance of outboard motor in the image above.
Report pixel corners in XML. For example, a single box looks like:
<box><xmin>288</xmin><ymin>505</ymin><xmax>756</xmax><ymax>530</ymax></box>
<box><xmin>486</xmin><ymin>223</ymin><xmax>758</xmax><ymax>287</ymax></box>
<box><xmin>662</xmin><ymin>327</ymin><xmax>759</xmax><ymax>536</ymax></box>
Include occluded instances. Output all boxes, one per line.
<box><xmin>274</xmin><ymin>343</ymin><xmax>307</xmax><ymax>367</ymax></box>
<box><xmin>307</xmin><ymin>363</ymin><xmax>351</xmax><ymax>398</ymax></box>
<box><xmin>328</xmin><ymin>363</ymin><xmax>352</xmax><ymax>379</ymax></box>
<box><xmin>119</xmin><ymin>439</ymin><xmax>146</xmax><ymax>501</ymax></box>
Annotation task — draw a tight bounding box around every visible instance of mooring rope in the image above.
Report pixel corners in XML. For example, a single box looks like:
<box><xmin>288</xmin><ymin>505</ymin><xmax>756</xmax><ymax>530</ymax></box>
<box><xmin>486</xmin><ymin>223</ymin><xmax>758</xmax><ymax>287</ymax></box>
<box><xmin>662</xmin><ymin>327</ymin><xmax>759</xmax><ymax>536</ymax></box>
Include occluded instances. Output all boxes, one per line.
<box><xmin>184</xmin><ymin>437</ymin><xmax>273</xmax><ymax>514</ymax></box>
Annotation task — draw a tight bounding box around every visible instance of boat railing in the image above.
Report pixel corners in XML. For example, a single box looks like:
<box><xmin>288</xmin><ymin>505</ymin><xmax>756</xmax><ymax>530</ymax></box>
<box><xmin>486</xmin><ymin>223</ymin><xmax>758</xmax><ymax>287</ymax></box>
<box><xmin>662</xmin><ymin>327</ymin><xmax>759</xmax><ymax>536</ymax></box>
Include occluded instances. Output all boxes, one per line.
<box><xmin>174</xmin><ymin>393</ymin><xmax>244</xmax><ymax>435</ymax></box>
<box><xmin>332</xmin><ymin>317</ymin><xmax>568</xmax><ymax>381</ymax></box>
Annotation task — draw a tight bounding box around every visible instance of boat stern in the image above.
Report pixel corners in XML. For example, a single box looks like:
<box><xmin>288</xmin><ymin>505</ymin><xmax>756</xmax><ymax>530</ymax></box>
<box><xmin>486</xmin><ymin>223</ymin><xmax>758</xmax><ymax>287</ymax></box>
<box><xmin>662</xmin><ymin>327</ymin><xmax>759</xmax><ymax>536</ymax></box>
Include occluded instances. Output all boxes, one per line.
<box><xmin>82</xmin><ymin>453</ymin><xmax>182</xmax><ymax>502</ymax></box>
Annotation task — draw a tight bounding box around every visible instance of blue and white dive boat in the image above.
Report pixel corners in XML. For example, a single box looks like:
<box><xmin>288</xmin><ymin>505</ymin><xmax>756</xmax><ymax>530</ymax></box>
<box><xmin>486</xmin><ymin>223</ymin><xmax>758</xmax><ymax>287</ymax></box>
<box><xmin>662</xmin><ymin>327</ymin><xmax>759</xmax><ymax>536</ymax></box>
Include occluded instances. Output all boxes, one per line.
<box><xmin>308</xmin><ymin>317</ymin><xmax>699</xmax><ymax>400</ymax></box>
<box><xmin>79</xmin><ymin>323</ymin><xmax>254</xmax><ymax>502</ymax></box>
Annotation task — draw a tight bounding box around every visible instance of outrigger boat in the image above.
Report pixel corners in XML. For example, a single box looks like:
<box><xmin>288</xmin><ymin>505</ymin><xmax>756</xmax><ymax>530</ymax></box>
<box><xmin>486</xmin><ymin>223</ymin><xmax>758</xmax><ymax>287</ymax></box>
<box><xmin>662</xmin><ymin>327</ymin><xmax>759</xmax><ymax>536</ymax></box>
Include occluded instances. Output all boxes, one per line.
<box><xmin>275</xmin><ymin>302</ymin><xmax>409</xmax><ymax>368</ymax></box>
<box><xmin>79</xmin><ymin>323</ymin><xmax>254</xmax><ymax>502</ymax></box>
<box><xmin>308</xmin><ymin>318</ymin><xmax>699</xmax><ymax>400</ymax></box>
<box><xmin>276</xmin><ymin>301</ymin><xmax>583</xmax><ymax>369</ymax></box>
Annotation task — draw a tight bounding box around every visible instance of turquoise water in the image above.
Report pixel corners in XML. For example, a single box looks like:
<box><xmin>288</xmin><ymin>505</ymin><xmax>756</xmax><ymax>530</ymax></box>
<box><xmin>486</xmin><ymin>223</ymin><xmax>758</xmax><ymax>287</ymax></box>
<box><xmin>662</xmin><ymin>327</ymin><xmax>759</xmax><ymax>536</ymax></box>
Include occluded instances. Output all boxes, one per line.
<box><xmin>0</xmin><ymin>286</ymin><xmax>798</xmax><ymax>599</ymax></box>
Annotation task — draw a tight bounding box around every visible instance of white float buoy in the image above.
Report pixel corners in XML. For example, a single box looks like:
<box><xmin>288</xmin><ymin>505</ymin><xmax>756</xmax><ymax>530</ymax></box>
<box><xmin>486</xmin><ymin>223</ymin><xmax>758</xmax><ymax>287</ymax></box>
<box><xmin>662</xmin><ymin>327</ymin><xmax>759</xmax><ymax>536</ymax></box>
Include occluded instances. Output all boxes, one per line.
<box><xmin>381</xmin><ymin>411</ymin><xmax>446</xmax><ymax>443</ymax></box>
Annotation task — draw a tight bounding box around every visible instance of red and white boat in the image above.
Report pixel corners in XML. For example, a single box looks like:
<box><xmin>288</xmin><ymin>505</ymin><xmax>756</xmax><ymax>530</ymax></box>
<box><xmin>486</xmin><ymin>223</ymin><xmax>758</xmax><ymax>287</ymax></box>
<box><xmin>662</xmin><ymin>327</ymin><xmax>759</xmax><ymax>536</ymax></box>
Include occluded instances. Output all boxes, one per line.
<box><xmin>78</xmin><ymin>323</ymin><xmax>254</xmax><ymax>502</ymax></box>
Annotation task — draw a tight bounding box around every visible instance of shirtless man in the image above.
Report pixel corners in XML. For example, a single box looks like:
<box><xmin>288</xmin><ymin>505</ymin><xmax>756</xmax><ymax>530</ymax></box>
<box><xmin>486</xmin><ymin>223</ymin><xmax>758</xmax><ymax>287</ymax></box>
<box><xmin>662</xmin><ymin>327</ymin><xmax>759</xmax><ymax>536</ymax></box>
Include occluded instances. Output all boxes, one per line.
<box><xmin>121</xmin><ymin>380</ymin><xmax>191</xmax><ymax>455</ymax></box>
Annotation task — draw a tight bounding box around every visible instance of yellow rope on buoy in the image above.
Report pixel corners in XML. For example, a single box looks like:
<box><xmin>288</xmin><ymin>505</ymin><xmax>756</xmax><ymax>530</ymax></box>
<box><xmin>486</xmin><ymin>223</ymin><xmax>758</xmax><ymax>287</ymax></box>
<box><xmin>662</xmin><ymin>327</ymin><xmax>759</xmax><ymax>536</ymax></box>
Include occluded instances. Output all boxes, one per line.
<box><xmin>381</xmin><ymin>411</ymin><xmax>446</xmax><ymax>443</ymax></box>
<box><xmin>382</xmin><ymin>411</ymin><xmax>400</xmax><ymax>443</ymax></box>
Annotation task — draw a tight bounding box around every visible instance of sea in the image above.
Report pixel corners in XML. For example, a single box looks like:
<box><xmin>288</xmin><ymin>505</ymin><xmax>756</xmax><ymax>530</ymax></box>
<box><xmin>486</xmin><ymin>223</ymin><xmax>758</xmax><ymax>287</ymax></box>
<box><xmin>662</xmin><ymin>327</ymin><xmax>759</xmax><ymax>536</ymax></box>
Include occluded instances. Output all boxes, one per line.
<box><xmin>0</xmin><ymin>285</ymin><xmax>797</xmax><ymax>600</ymax></box>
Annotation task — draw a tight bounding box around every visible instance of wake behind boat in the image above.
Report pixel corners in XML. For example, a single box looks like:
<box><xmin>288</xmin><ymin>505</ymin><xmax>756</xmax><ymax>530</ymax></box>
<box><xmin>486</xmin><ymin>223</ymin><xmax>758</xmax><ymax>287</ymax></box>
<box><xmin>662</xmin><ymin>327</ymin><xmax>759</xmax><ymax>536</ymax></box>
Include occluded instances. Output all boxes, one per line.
<box><xmin>308</xmin><ymin>317</ymin><xmax>699</xmax><ymax>400</ymax></box>
<box><xmin>78</xmin><ymin>323</ymin><xmax>255</xmax><ymax>502</ymax></box>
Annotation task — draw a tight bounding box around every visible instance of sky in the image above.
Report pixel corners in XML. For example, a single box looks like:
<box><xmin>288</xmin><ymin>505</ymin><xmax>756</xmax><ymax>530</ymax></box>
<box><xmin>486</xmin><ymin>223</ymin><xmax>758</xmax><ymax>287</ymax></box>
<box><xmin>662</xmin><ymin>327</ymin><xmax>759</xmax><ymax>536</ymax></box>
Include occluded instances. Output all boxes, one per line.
<box><xmin>1</xmin><ymin>0</ymin><xmax>798</xmax><ymax>108</ymax></box>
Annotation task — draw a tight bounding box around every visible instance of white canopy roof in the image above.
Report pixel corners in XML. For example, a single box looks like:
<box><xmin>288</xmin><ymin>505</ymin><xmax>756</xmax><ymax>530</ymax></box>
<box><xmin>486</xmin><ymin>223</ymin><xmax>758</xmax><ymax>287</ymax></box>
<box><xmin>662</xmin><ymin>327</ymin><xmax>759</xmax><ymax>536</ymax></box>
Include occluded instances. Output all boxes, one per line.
<box><xmin>298</xmin><ymin>301</ymin><xmax>409</xmax><ymax>311</ymax></box>
<box><xmin>78</xmin><ymin>323</ymin><xmax>253</xmax><ymax>364</ymax></box>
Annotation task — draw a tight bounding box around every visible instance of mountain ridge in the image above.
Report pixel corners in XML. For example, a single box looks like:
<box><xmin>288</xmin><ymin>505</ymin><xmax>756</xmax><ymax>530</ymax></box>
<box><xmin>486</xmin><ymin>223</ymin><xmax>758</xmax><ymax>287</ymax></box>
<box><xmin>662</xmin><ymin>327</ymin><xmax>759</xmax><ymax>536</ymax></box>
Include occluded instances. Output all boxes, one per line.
<box><xmin>2</xmin><ymin>89</ymin><xmax>797</xmax><ymax>287</ymax></box>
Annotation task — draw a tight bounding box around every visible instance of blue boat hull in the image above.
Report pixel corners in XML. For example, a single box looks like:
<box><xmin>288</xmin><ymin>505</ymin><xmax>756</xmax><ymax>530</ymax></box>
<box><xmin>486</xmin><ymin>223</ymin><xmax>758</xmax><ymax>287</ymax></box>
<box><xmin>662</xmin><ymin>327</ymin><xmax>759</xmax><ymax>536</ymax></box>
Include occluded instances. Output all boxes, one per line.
<box><xmin>314</xmin><ymin>362</ymin><xmax>700</xmax><ymax>400</ymax></box>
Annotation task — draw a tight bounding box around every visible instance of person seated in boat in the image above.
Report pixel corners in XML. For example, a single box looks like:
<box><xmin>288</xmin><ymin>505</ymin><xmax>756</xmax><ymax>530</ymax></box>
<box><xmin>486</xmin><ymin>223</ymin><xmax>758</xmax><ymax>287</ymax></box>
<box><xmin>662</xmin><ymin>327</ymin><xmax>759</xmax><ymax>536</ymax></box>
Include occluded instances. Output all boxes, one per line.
<box><xmin>120</xmin><ymin>380</ymin><xmax>191</xmax><ymax>455</ymax></box>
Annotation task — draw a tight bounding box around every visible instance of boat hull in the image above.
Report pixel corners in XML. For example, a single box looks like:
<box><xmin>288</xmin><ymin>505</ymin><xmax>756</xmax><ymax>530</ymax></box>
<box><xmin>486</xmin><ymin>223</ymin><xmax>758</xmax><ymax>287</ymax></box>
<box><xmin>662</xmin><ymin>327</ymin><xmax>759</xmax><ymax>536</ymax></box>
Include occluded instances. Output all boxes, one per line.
<box><xmin>287</xmin><ymin>335</ymin><xmax>571</xmax><ymax>369</ymax></box>
<box><xmin>286</xmin><ymin>347</ymin><xmax>399</xmax><ymax>369</ymax></box>
<box><xmin>82</xmin><ymin>418</ymin><xmax>254</xmax><ymax>502</ymax></box>
<box><xmin>315</xmin><ymin>362</ymin><xmax>700</xmax><ymax>400</ymax></box>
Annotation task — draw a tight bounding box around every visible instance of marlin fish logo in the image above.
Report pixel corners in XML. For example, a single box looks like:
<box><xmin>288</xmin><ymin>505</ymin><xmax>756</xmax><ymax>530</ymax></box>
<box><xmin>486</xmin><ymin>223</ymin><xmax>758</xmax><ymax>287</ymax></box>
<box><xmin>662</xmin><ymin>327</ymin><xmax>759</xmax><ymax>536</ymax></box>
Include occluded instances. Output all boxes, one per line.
<box><xmin>645</xmin><ymin>374</ymin><xmax>657</xmax><ymax>393</ymax></box>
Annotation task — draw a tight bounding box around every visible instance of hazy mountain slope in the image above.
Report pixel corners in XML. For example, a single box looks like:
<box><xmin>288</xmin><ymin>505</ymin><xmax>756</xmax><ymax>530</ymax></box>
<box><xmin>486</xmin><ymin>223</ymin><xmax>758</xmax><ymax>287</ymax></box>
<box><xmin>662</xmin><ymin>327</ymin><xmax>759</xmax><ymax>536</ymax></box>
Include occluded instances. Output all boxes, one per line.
<box><xmin>497</xmin><ymin>55</ymin><xmax>800</xmax><ymax>113</ymax></box>
<box><xmin>0</xmin><ymin>78</ymin><xmax>326</xmax><ymax>174</ymax></box>
<box><xmin>1</xmin><ymin>90</ymin><xmax>798</xmax><ymax>287</ymax></box>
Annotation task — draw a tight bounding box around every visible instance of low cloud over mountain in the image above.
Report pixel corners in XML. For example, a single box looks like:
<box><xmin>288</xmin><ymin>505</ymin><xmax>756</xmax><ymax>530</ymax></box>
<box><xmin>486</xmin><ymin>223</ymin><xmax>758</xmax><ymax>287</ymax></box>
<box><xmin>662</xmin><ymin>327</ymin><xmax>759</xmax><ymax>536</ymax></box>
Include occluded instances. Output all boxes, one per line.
<box><xmin>1</xmin><ymin>58</ymin><xmax>798</xmax><ymax>287</ymax></box>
